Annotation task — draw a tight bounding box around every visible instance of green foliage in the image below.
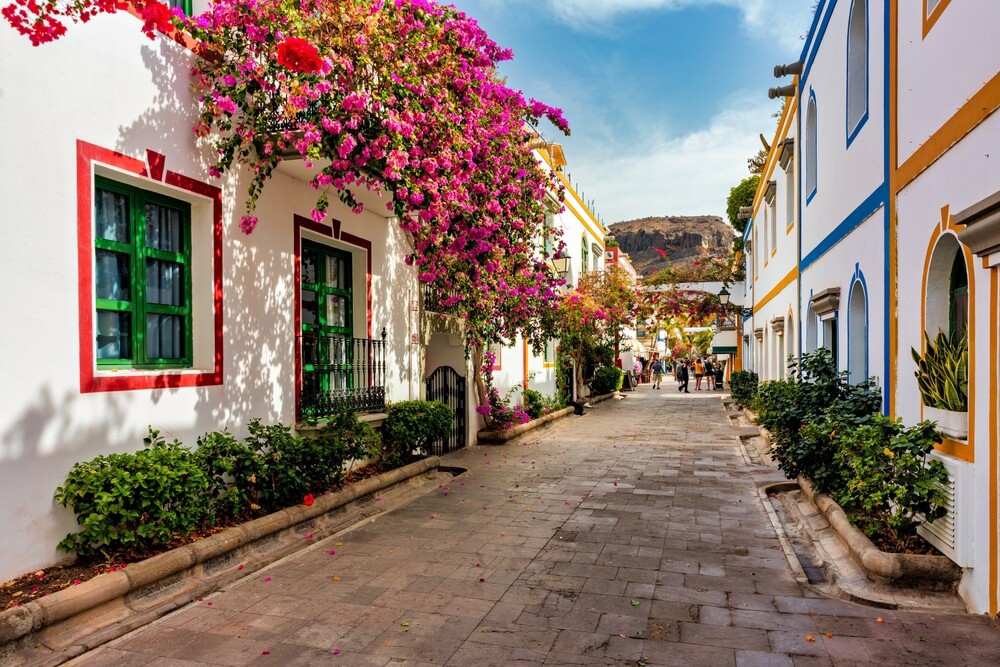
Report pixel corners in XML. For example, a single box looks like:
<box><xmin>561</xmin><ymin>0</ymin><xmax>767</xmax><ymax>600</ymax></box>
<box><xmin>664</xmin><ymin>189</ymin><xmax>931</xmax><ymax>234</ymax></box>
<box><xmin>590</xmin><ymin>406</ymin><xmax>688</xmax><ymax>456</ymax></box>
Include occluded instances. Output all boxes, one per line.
<box><xmin>911</xmin><ymin>329</ymin><xmax>968</xmax><ymax>411</ymax></box>
<box><xmin>556</xmin><ymin>346</ymin><xmax>574</xmax><ymax>402</ymax></box>
<box><xmin>591</xmin><ymin>366</ymin><xmax>624</xmax><ymax>395</ymax></box>
<box><xmin>55</xmin><ymin>416</ymin><xmax>385</xmax><ymax>559</ymax></box>
<box><xmin>756</xmin><ymin>349</ymin><xmax>882</xmax><ymax>494</ymax></box>
<box><xmin>195</xmin><ymin>429</ymin><xmax>264</xmax><ymax>522</ymax></box>
<box><xmin>834</xmin><ymin>416</ymin><xmax>949</xmax><ymax>540</ymax></box>
<box><xmin>380</xmin><ymin>401</ymin><xmax>452</xmax><ymax>469</ymax></box>
<box><xmin>729</xmin><ymin>370</ymin><xmax>759</xmax><ymax>407</ymax></box>
<box><xmin>522</xmin><ymin>389</ymin><xmax>565</xmax><ymax>419</ymax></box>
<box><xmin>725</xmin><ymin>174</ymin><xmax>760</xmax><ymax>235</ymax></box>
<box><xmin>54</xmin><ymin>429</ymin><xmax>211</xmax><ymax>558</ymax></box>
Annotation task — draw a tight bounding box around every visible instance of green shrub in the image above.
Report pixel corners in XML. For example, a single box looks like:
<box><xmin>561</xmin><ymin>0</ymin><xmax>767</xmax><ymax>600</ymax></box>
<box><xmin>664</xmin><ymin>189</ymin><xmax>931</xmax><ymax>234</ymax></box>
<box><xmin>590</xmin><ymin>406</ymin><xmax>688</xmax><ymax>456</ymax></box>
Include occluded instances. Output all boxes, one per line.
<box><xmin>833</xmin><ymin>415</ymin><xmax>949</xmax><ymax>541</ymax></box>
<box><xmin>522</xmin><ymin>389</ymin><xmax>565</xmax><ymax>419</ymax></box>
<box><xmin>758</xmin><ymin>349</ymin><xmax>882</xmax><ymax>493</ymax></box>
<box><xmin>729</xmin><ymin>370</ymin><xmax>758</xmax><ymax>407</ymax></box>
<box><xmin>380</xmin><ymin>401</ymin><xmax>452</xmax><ymax>469</ymax></box>
<box><xmin>591</xmin><ymin>366</ymin><xmax>624</xmax><ymax>394</ymax></box>
<box><xmin>54</xmin><ymin>429</ymin><xmax>211</xmax><ymax>558</ymax></box>
<box><xmin>195</xmin><ymin>429</ymin><xmax>264</xmax><ymax>522</ymax></box>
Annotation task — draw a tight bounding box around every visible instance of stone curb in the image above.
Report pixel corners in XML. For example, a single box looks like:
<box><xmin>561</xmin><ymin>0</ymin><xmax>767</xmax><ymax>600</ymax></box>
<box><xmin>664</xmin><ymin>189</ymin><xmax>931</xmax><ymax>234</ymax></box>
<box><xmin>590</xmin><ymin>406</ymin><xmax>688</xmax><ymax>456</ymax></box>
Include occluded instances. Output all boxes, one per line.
<box><xmin>476</xmin><ymin>392</ymin><xmax>617</xmax><ymax>444</ymax></box>
<box><xmin>797</xmin><ymin>476</ymin><xmax>961</xmax><ymax>587</ymax></box>
<box><xmin>0</xmin><ymin>457</ymin><xmax>447</xmax><ymax>665</ymax></box>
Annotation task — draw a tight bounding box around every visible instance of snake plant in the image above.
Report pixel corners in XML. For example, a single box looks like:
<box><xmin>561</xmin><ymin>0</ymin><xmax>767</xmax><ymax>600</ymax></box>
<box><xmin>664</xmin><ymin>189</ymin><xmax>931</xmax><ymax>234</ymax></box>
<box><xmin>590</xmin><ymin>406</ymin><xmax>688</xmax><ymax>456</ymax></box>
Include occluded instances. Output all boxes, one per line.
<box><xmin>911</xmin><ymin>329</ymin><xmax>968</xmax><ymax>412</ymax></box>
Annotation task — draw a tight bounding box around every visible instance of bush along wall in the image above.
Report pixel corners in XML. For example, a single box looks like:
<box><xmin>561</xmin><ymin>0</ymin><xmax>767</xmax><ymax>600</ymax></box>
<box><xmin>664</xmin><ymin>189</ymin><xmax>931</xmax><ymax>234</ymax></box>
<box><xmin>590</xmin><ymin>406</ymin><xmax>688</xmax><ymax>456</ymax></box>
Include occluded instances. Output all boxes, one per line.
<box><xmin>729</xmin><ymin>370</ymin><xmax>758</xmax><ymax>407</ymax></box>
<box><xmin>591</xmin><ymin>366</ymin><xmax>624</xmax><ymax>395</ymax></box>
<box><xmin>53</xmin><ymin>405</ymin><xmax>443</xmax><ymax>562</ymax></box>
<box><xmin>754</xmin><ymin>348</ymin><xmax>949</xmax><ymax>546</ymax></box>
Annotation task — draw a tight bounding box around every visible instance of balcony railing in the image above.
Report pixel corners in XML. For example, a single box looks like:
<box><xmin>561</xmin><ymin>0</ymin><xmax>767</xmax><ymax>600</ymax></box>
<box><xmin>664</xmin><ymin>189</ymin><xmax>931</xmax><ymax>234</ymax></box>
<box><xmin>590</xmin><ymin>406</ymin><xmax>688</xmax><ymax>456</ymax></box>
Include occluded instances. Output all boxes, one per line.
<box><xmin>299</xmin><ymin>332</ymin><xmax>386</xmax><ymax>420</ymax></box>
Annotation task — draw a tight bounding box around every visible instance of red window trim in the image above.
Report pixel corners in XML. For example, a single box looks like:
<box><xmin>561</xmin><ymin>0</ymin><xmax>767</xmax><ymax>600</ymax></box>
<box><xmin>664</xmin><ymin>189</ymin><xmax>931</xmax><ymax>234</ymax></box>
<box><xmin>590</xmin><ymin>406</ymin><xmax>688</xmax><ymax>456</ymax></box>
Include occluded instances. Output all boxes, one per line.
<box><xmin>77</xmin><ymin>140</ymin><xmax>224</xmax><ymax>393</ymax></box>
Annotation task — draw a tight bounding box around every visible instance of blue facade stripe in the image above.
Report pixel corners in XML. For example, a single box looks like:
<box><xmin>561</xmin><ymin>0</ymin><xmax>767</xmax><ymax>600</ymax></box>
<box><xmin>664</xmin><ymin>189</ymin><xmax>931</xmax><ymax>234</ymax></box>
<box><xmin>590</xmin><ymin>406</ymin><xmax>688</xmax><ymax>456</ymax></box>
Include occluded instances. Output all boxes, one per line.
<box><xmin>802</xmin><ymin>0</ymin><xmax>839</xmax><ymax>86</ymax></box>
<box><xmin>801</xmin><ymin>183</ymin><xmax>887</xmax><ymax>270</ymax></box>
<box><xmin>881</xmin><ymin>0</ymin><xmax>891</xmax><ymax>415</ymax></box>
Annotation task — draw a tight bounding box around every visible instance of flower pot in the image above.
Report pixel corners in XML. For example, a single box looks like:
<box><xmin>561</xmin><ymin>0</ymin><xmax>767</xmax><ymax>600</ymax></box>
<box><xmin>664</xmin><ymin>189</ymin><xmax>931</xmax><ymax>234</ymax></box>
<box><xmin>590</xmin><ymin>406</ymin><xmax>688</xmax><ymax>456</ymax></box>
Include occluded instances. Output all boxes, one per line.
<box><xmin>924</xmin><ymin>406</ymin><xmax>968</xmax><ymax>440</ymax></box>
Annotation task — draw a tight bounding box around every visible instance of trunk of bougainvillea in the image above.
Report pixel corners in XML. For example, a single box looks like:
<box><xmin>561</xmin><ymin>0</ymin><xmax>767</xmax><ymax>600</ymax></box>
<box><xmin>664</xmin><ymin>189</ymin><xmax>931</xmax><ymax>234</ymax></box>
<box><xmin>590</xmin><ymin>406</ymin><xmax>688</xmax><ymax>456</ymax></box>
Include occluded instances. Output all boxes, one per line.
<box><xmin>574</xmin><ymin>342</ymin><xmax>586</xmax><ymax>400</ymax></box>
<box><xmin>471</xmin><ymin>342</ymin><xmax>492</xmax><ymax>428</ymax></box>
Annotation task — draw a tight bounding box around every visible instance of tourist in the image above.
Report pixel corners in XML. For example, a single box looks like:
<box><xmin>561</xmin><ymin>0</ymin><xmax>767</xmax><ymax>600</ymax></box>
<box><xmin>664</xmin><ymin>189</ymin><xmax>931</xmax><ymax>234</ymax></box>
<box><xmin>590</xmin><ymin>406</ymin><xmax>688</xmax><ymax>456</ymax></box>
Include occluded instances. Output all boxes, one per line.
<box><xmin>677</xmin><ymin>360</ymin><xmax>690</xmax><ymax>393</ymax></box>
<box><xmin>650</xmin><ymin>356</ymin><xmax>663</xmax><ymax>389</ymax></box>
<box><xmin>694</xmin><ymin>358</ymin><xmax>705</xmax><ymax>390</ymax></box>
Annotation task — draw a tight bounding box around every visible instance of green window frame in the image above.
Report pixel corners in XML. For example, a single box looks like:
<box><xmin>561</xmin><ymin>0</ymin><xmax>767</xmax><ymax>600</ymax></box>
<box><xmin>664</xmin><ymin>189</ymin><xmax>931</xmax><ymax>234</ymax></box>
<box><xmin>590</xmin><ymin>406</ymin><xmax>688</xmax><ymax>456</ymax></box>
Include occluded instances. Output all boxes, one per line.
<box><xmin>581</xmin><ymin>236</ymin><xmax>589</xmax><ymax>273</ymax></box>
<box><xmin>94</xmin><ymin>176</ymin><xmax>192</xmax><ymax>369</ymax></box>
<box><xmin>300</xmin><ymin>241</ymin><xmax>354</xmax><ymax>396</ymax></box>
<box><xmin>543</xmin><ymin>212</ymin><xmax>554</xmax><ymax>258</ymax></box>
<box><xmin>166</xmin><ymin>0</ymin><xmax>192</xmax><ymax>16</ymax></box>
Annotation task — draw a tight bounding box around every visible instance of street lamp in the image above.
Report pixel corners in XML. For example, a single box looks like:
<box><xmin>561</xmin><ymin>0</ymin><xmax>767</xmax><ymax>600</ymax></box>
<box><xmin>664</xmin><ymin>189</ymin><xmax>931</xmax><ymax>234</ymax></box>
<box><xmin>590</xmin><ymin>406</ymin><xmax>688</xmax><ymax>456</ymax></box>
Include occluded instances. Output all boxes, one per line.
<box><xmin>718</xmin><ymin>286</ymin><xmax>752</xmax><ymax>318</ymax></box>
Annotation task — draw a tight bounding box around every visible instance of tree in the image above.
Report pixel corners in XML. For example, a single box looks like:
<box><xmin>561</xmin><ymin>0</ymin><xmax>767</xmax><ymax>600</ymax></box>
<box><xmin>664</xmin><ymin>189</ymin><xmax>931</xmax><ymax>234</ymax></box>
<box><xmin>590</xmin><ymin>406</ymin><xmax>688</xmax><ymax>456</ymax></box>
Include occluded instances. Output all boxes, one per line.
<box><xmin>554</xmin><ymin>269</ymin><xmax>640</xmax><ymax>400</ymax></box>
<box><xmin>726</xmin><ymin>175</ymin><xmax>760</xmax><ymax>236</ymax></box>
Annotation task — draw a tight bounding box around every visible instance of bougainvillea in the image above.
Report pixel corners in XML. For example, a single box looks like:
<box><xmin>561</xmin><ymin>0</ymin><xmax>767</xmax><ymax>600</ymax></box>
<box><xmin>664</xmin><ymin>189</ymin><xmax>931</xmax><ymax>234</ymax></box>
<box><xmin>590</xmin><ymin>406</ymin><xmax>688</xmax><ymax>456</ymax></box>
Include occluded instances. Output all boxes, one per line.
<box><xmin>6</xmin><ymin>0</ymin><xmax>572</xmax><ymax>411</ymax></box>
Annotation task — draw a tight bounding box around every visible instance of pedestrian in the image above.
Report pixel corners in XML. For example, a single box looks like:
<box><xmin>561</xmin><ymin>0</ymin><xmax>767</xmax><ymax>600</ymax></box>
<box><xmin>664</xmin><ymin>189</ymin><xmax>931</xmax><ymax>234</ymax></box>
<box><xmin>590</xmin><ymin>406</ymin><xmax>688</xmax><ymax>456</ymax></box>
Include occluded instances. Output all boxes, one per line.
<box><xmin>694</xmin><ymin>358</ymin><xmax>705</xmax><ymax>390</ymax></box>
<box><xmin>704</xmin><ymin>357</ymin><xmax>714</xmax><ymax>390</ymax></box>
<box><xmin>650</xmin><ymin>356</ymin><xmax>663</xmax><ymax>389</ymax></box>
<box><xmin>677</xmin><ymin>360</ymin><xmax>690</xmax><ymax>393</ymax></box>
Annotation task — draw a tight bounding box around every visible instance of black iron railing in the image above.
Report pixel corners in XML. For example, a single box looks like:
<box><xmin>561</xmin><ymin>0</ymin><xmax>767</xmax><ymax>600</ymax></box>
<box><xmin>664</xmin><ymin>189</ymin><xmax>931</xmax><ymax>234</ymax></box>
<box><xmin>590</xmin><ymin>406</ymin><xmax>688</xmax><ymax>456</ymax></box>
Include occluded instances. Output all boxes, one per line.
<box><xmin>299</xmin><ymin>332</ymin><xmax>386</xmax><ymax>420</ymax></box>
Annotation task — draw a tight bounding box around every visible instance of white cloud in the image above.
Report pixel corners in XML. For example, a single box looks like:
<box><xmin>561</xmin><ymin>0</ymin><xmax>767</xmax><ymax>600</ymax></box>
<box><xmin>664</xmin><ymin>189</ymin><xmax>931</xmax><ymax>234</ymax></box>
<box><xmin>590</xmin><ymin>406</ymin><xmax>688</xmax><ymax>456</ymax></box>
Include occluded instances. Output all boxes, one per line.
<box><xmin>542</xmin><ymin>0</ymin><xmax>814</xmax><ymax>53</ymax></box>
<box><xmin>566</xmin><ymin>96</ymin><xmax>778</xmax><ymax>223</ymax></box>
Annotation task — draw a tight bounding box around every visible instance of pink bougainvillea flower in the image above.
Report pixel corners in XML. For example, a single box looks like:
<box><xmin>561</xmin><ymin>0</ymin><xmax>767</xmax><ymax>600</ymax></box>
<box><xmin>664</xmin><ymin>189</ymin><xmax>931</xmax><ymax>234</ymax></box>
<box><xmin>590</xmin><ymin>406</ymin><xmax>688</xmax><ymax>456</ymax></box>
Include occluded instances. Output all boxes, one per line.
<box><xmin>303</xmin><ymin>494</ymin><xmax>315</xmax><ymax>506</ymax></box>
<box><xmin>305</xmin><ymin>533</ymin><xmax>314</xmax><ymax>541</ymax></box>
<box><xmin>264</xmin><ymin>576</ymin><xmax>272</xmax><ymax>582</ymax></box>
<box><xmin>262</xmin><ymin>649</ymin><xmax>271</xmax><ymax>655</ymax></box>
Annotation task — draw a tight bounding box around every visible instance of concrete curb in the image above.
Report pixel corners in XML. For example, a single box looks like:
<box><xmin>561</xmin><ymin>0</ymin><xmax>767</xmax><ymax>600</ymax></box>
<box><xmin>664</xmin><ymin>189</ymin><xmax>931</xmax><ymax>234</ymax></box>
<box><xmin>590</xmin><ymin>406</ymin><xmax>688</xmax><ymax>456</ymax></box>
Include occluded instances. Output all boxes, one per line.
<box><xmin>477</xmin><ymin>392</ymin><xmax>617</xmax><ymax>444</ymax></box>
<box><xmin>797</xmin><ymin>476</ymin><xmax>961</xmax><ymax>588</ymax></box>
<box><xmin>477</xmin><ymin>407</ymin><xmax>575</xmax><ymax>444</ymax></box>
<box><xmin>0</xmin><ymin>457</ymin><xmax>448</xmax><ymax>665</ymax></box>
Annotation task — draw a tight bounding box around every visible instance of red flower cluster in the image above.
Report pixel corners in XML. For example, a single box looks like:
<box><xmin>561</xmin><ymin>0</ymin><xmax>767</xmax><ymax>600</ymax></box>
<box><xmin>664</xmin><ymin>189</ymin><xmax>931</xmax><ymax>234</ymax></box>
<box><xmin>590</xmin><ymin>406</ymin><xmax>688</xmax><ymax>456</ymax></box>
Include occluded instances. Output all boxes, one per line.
<box><xmin>276</xmin><ymin>37</ymin><xmax>322</xmax><ymax>73</ymax></box>
<box><xmin>303</xmin><ymin>493</ymin><xmax>315</xmax><ymax>506</ymax></box>
<box><xmin>138</xmin><ymin>0</ymin><xmax>173</xmax><ymax>40</ymax></box>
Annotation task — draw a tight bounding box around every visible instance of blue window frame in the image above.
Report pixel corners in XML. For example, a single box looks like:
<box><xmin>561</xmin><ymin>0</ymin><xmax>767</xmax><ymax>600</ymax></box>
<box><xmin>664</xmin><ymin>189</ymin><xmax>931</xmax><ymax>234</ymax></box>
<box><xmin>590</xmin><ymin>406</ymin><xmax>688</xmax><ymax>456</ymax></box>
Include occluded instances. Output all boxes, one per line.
<box><xmin>805</xmin><ymin>91</ymin><xmax>818</xmax><ymax>203</ymax></box>
<box><xmin>846</xmin><ymin>0</ymin><xmax>869</xmax><ymax>146</ymax></box>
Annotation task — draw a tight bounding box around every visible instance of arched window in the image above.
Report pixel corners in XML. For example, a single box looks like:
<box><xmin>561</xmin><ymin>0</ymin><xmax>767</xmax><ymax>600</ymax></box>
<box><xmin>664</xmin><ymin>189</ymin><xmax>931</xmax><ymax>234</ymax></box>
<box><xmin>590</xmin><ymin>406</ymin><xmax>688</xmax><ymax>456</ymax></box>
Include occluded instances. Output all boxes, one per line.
<box><xmin>805</xmin><ymin>302</ymin><xmax>818</xmax><ymax>353</ymax></box>
<box><xmin>580</xmin><ymin>236</ymin><xmax>589</xmax><ymax>274</ymax></box>
<box><xmin>926</xmin><ymin>235</ymin><xmax>968</xmax><ymax>341</ymax></box>
<box><xmin>847</xmin><ymin>279</ymin><xmax>868</xmax><ymax>383</ymax></box>
<box><xmin>592</xmin><ymin>243</ymin><xmax>602</xmax><ymax>272</ymax></box>
<box><xmin>846</xmin><ymin>0</ymin><xmax>868</xmax><ymax>141</ymax></box>
<box><xmin>805</xmin><ymin>92</ymin><xmax>818</xmax><ymax>201</ymax></box>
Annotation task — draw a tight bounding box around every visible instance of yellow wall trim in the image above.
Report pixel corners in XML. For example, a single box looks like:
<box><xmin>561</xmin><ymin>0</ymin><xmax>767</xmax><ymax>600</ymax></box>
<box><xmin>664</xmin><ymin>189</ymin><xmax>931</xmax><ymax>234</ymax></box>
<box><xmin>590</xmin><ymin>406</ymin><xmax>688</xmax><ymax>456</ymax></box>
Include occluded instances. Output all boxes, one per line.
<box><xmin>896</xmin><ymin>68</ymin><xmax>1000</xmax><ymax>191</ymax></box>
<box><xmin>922</xmin><ymin>0</ymin><xmax>952</xmax><ymax>39</ymax></box>
<box><xmin>753</xmin><ymin>267</ymin><xmax>798</xmax><ymax>313</ymax></box>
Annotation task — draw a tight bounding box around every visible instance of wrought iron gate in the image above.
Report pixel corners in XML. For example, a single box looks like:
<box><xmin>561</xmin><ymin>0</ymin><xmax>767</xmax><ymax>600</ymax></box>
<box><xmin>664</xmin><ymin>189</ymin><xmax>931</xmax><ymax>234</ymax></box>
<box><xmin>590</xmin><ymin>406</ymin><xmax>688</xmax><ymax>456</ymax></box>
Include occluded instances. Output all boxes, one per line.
<box><xmin>425</xmin><ymin>366</ymin><xmax>466</xmax><ymax>456</ymax></box>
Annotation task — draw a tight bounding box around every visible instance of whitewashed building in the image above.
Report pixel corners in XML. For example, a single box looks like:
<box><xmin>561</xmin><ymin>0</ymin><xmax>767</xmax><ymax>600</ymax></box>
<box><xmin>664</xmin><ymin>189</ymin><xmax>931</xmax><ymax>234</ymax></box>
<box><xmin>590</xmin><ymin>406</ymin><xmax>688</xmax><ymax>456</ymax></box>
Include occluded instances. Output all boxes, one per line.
<box><xmin>746</xmin><ymin>0</ymin><xmax>1000</xmax><ymax>615</ymax></box>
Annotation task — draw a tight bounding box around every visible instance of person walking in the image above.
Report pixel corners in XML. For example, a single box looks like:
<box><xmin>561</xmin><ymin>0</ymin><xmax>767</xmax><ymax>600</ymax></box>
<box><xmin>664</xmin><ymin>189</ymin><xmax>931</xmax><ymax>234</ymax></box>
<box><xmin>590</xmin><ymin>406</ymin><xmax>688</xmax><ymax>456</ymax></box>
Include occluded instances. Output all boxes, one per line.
<box><xmin>650</xmin><ymin>356</ymin><xmax>663</xmax><ymax>389</ymax></box>
<box><xmin>677</xmin><ymin>360</ymin><xmax>690</xmax><ymax>393</ymax></box>
<box><xmin>694</xmin><ymin>358</ymin><xmax>705</xmax><ymax>390</ymax></box>
<box><xmin>704</xmin><ymin>357</ymin><xmax>714</xmax><ymax>390</ymax></box>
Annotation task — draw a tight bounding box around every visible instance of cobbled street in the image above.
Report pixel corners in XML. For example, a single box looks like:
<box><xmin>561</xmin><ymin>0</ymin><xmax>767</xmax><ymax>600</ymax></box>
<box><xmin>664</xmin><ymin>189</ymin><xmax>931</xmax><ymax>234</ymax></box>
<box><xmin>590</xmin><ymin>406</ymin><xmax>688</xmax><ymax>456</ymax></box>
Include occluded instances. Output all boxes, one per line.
<box><xmin>68</xmin><ymin>389</ymin><xmax>1000</xmax><ymax>666</ymax></box>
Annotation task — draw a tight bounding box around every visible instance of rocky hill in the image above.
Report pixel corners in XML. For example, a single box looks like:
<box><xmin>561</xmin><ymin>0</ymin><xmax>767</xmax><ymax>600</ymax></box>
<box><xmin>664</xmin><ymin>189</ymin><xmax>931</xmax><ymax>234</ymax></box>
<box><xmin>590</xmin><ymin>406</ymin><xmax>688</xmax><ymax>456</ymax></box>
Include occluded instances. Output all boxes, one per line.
<box><xmin>608</xmin><ymin>215</ymin><xmax>736</xmax><ymax>277</ymax></box>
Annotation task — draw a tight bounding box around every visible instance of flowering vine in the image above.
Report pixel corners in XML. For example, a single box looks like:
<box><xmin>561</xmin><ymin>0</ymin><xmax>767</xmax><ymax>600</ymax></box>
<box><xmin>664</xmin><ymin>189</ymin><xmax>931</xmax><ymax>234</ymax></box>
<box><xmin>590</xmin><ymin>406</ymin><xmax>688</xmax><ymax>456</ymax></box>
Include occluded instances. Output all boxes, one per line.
<box><xmin>6</xmin><ymin>0</ymin><xmax>573</xmax><ymax>412</ymax></box>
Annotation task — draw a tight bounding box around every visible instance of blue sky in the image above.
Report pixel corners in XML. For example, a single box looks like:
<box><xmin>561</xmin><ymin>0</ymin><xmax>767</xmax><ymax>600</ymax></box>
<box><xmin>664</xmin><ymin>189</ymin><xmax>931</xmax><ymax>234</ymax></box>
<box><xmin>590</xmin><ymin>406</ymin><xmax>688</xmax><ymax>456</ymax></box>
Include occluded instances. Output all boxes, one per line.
<box><xmin>447</xmin><ymin>0</ymin><xmax>816</xmax><ymax>225</ymax></box>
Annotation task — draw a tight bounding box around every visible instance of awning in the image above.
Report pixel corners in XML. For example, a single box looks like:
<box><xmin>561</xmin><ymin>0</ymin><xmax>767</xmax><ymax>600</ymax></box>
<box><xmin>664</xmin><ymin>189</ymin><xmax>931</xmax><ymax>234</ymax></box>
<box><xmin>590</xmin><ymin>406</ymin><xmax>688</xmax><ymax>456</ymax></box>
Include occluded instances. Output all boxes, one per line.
<box><xmin>710</xmin><ymin>330</ymin><xmax>738</xmax><ymax>355</ymax></box>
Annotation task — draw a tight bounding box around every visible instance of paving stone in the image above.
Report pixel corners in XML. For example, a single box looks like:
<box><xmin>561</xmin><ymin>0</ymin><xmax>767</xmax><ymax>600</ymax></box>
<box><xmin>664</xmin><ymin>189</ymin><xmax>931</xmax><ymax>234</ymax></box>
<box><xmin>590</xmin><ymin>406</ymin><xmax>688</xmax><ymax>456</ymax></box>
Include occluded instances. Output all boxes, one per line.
<box><xmin>64</xmin><ymin>390</ymin><xmax>1000</xmax><ymax>666</ymax></box>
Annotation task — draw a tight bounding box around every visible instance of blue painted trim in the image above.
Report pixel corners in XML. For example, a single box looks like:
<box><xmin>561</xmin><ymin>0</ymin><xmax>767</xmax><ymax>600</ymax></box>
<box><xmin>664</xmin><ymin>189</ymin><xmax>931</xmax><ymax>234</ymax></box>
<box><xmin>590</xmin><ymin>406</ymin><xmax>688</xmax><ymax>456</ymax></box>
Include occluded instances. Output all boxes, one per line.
<box><xmin>801</xmin><ymin>0</ymin><xmax>838</xmax><ymax>86</ymax></box>
<box><xmin>845</xmin><ymin>0</ymin><xmax>870</xmax><ymax>148</ymax></box>
<box><xmin>800</xmin><ymin>0</ymin><xmax>833</xmax><ymax>69</ymax></box>
<box><xmin>881</xmin><ymin>0</ymin><xmax>891</xmax><ymax>416</ymax></box>
<box><xmin>805</xmin><ymin>89</ymin><xmax>819</xmax><ymax>205</ymax></box>
<box><xmin>846</xmin><ymin>263</ymin><xmax>870</xmax><ymax>384</ymax></box>
<box><xmin>801</xmin><ymin>183</ymin><xmax>887</xmax><ymax>270</ymax></box>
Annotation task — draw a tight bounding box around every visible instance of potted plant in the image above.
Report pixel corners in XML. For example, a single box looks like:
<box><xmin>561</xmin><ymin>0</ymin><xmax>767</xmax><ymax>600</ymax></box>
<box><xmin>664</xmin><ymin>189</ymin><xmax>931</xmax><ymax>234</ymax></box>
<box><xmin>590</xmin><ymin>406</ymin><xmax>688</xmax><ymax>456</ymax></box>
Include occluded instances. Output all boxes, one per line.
<box><xmin>911</xmin><ymin>329</ymin><xmax>969</xmax><ymax>439</ymax></box>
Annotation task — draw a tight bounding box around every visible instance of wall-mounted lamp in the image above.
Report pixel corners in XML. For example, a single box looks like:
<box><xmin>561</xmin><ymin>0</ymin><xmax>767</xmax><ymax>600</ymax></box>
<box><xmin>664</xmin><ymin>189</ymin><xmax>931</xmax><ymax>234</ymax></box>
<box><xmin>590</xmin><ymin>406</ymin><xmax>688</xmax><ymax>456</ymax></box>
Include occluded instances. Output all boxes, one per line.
<box><xmin>774</xmin><ymin>60</ymin><xmax>804</xmax><ymax>78</ymax></box>
<box><xmin>718</xmin><ymin>287</ymin><xmax>753</xmax><ymax>318</ymax></box>
<box><xmin>768</xmin><ymin>84</ymin><xmax>797</xmax><ymax>99</ymax></box>
<box><xmin>551</xmin><ymin>256</ymin><xmax>571</xmax><ymax>274</ymax></box>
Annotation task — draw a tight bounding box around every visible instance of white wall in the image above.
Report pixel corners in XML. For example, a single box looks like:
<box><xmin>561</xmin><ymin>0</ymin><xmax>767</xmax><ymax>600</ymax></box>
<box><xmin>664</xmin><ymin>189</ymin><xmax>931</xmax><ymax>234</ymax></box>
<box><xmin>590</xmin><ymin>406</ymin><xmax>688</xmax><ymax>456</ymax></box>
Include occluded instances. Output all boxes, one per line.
<box><xmin>0</xmin><ymin>13</ymin><xmax>419</xmax><ymax>581</ymax></box>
